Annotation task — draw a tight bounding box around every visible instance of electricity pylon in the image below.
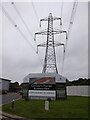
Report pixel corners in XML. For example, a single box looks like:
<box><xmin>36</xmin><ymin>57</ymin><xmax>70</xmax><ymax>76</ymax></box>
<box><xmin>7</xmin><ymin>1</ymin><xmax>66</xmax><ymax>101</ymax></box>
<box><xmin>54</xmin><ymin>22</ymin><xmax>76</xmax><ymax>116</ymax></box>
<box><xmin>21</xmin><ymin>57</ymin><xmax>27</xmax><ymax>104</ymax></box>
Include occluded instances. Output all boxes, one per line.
<box><xmin>34</xmin><ymin>13</ymin><xmax>68</xmax><ymax>73</ymax></box>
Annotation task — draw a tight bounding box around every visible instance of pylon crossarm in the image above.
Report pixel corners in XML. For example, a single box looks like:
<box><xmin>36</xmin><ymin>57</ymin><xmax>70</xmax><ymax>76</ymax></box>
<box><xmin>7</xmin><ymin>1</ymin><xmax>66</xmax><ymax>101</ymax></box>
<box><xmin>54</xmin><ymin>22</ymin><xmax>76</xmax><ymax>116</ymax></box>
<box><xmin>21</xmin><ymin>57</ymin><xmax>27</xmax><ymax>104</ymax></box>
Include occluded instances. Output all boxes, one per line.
<box><xmin>64</xmin><ymin>45</ymin><xmax>65</xmax><ymax>53</ymax></box>
<box><xmin>35</xmin><ymin>31</ymin><xmax>47</xmax><ymax>35</ymax></box>
<box><xmin>53</xmin><ymin>17</ymin><xmax>62</xmax><ymax>25</ymax></box>
<box><xmin>37</xmin><ymin>43</ymin><xmax>46</xmax><ymax>47</ymax></box>
<box><xmin>60</xmin><ymin>30</ymin><xmax>68</xmax><ymax>39</ymax></box>
<box><xmin>36</xmin><ymin>43</ymin><xmax>46</xmax><ymax>54</ymax></box>
<box><xmin>40</xmin><ymin>18</ymin><xmax>48</xmax><ymax>21</ymax></box>
<box><xmin>37</xmin><ymin>42</ymin><xmax>64</xmax><ymax>48</ymax></box>
<box><xmin>34</xmin><ymin>31</ymin><xmax>47</xmax><ymax>41</ymax></box>
<box><xmin>40</xmin><ymin>17</ymin><xmax>48</xmax><ymax>27</ymax></box>
<box><xmin>62</xmin><ymin>31</ymin><xmax>68</xmax><ymax>39</ymax></box>
<box><xmin>53</xmin><ymin>30</ymin><xmax>68</xmax><ymax>39</ymax></box>
<box><xmin>54</xmin><ymin>42</ymin><xmax>64</xmax><ymax>47</ymax></box>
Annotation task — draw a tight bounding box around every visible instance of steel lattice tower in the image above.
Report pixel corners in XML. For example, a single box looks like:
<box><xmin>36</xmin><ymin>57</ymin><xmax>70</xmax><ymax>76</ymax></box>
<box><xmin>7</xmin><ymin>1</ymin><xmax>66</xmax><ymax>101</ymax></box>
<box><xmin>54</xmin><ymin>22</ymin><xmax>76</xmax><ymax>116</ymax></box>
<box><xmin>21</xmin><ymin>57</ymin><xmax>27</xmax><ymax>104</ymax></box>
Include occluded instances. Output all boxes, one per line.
<box><xmin>34</xmin><ymin>13</ymin><xmax>68</xmax><ymax>73</ymax></box>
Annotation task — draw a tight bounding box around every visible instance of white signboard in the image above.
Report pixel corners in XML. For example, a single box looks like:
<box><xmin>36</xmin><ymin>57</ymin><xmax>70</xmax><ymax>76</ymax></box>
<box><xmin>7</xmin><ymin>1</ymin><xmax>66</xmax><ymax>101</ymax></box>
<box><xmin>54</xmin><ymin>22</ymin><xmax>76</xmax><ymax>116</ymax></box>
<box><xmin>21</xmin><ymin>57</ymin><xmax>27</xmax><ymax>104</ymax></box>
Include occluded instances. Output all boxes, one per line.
<box><xmin>28</xmin><ymin>90</ymin><xmax>56</xmax><ymax>98</ymax></box>
<box><xmin>45</xmin><ymin>100</ymin><xmax>49</xmax><ymax>110</ymax></box>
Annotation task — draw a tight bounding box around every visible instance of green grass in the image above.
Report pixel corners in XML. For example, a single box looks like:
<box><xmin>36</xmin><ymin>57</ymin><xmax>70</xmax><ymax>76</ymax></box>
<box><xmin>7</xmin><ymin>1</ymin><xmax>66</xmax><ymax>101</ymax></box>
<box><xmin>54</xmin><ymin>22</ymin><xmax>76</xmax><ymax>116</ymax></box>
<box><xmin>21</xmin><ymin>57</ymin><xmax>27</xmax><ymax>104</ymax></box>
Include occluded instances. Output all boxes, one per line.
<box><xmin>2</xmin><ymin>96</ymin><xmax>89</xmax><ymax>119</ymax></box>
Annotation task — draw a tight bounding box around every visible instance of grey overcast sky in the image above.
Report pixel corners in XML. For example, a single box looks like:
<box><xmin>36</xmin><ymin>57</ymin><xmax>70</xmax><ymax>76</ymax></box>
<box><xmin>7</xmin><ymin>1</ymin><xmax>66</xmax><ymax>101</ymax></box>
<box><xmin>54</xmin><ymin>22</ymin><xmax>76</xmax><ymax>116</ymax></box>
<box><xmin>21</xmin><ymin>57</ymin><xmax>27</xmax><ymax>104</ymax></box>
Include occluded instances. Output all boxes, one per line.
<box><xmin>0</xmin><ymin>0</ymin><xmax>88</xmax><ymax>83</ymax></box>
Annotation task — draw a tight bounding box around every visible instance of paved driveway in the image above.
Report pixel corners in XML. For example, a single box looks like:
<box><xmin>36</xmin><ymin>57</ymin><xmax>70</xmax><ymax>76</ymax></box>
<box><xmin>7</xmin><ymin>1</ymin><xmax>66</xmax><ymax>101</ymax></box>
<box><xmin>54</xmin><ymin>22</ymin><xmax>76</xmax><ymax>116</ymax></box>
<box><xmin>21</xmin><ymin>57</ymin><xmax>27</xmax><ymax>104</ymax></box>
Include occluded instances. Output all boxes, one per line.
<box><xmin>1</xmin><ymin>93</ymin><xmax>21</xmax><ymax>105</ymax></box>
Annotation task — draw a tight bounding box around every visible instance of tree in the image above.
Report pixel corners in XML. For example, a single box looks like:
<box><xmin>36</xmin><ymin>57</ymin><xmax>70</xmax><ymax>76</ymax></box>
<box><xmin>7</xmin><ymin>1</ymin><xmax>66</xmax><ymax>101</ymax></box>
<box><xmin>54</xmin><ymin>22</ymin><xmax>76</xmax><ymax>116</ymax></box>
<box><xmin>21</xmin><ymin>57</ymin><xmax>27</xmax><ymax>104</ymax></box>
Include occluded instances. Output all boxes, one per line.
<box><xmin>66</xmin><ymin>78</ymin><xmax>89</xmax><ymax>86</ymax></box>
<box><xmin>9</xmin><ymin>81</ymin><xmax>21</xmax><ymax>92</ymax></box>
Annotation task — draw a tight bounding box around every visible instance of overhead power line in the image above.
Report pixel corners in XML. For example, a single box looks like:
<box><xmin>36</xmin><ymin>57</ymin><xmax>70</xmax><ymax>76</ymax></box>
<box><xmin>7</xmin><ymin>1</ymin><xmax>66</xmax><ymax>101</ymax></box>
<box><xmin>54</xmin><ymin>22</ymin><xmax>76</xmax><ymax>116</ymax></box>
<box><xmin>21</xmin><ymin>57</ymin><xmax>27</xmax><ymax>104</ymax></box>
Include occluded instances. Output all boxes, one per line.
<box><xmin>61</xmin><ymin>45</ymin><xmax>65</xmax><ymax>75</ymax></box>
<box><xmin>65</xmin><ymin>0</ymin><xmax>78</xmax><ymax>50</ymax></box>
<box><xmin>31</xmin><ymin>2</ymin><xmax>39</xmax><ymax>25</ymax></box>
<box><xmin>60</xmin><ymin>0</ymin><xmax>64</xmax><ymax>75</ymax></box>
<box><xmin>2</xmin><ymin>6</ymin><xmax>16</xmax><ymax>26</ymax></box>
<box><xmin>2</xmin><ymin>6</ymin><xmax>43</xmax><ymax>65</ymax></box>
<box><xmin>10</xmin><ymin>1</ymin><xmax>43</xmax><ymax>64</ymax></box>
<box><xmin>31</xmin><ymin>2</ymin><xmax>45</xmax><ymax>63</ymax></box>
<box><xmin>2</xmin><ymin>6</ymin><xmax>37</xmax><ymax>54</ymax></box>
<box><xmin>67</xmin><ymin>0</ymin><xmax>78</xmax><ymax>40</ymax></box>
<box><xmin>11</xmin><ymin>2</ymin><xmax>34</xmax><ymax>39</ymax></box>
<box><xmin>61</xmin><ymin>0</ymin><xmax>63</xmax><ymax>22</ymax></box>
<box><xmin>61</xmin><ymin>0</ymin><xmax>78</xmax><ymax>75</ymax></box>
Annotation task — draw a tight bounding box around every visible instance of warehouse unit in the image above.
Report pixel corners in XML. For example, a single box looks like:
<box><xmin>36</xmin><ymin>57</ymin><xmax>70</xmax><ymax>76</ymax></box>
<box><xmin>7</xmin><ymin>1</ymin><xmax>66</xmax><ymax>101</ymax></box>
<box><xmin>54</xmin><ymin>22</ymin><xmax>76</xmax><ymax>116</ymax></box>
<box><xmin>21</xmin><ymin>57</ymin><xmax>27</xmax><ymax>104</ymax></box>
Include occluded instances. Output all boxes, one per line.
<box><xmin>23</xmin><ymin>73</ymin><xmax>67</xmax><ymax>100</ymax></box>
<box><xmin>0</xmin><ymin>78</ymin><xmax>11</xmax><ymax>94</ymax></box>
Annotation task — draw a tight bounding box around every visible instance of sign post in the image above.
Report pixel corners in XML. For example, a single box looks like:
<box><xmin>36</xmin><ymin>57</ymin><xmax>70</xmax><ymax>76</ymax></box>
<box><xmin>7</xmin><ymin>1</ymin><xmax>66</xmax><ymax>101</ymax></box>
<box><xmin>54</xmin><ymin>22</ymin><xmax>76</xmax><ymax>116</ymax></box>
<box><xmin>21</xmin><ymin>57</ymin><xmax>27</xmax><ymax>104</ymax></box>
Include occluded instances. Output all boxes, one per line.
<box><xmin>45</xmin><ymin>100</ymin><xmax>49</xmax><ymax>110</ymax></box>
<box><xmin>12</xmin><ymin>99</ymin><xmax>15</xmax><ymax>109</ymax></box>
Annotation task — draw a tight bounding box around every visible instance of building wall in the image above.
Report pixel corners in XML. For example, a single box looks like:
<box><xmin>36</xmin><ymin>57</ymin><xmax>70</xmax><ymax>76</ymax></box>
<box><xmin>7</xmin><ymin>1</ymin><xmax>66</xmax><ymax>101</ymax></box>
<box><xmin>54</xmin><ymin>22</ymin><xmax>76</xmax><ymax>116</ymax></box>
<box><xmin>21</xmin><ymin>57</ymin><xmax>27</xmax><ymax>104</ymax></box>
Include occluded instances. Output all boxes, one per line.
<box><xmin>67</xmin><ymin>86</ymin><xmax>89</xmax><ymax>96</ymax></box>
<box><xmin>0</xmin><ymin>79</ymin><xmax>2</xmax><ymax>90</ymax></box>
<box><xmin>0</xmin><ymin>78</ymin><xmax>10</xmax><ymax>91</ymax></box>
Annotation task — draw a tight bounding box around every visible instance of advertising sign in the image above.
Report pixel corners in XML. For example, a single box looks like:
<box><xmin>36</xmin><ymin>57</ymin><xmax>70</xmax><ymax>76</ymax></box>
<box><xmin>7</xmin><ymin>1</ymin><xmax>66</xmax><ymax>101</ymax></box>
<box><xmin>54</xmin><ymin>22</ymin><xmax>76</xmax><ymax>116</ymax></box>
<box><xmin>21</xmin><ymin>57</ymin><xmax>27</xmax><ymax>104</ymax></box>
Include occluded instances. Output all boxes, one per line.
<box><xmin>29</xmin><ymin>77</ymin><xmax>55</xmax><ymax>84</ymax></box>
<box><xmin>29</xmin><ymin>84</ymin><xmax>55</xmax><ymax>90</ymax></box>
<box><xmin>29</xmin><ymin>77</ymin><xmax>55</xmax><ymax>90</ymax></box>
<box><xmin>29</xmin><ymin>77</ymin><xmax>56</xmax><ymax>99</ymax></box>
<box><xmin>28</xmin><ymin>90</ymin><xmax>56</xmax><ymax>98</ymax></box>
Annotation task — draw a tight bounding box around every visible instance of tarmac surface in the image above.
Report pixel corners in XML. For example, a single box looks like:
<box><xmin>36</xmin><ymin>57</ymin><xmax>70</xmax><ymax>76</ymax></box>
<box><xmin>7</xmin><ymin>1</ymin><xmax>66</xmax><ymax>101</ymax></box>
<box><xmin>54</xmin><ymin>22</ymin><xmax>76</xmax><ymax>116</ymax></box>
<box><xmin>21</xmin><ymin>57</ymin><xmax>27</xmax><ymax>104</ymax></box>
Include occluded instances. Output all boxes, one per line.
<box><xmin>0</xmin><ymin>93</ymin><xmax>28</xmax><ymax>120</ymax></box>
<box><xmin>1</xmin><ymin>112</ymin><xmax>28</xmax><ymax>120</ymax></box>
<box><xmin>2</xmin><ymin>92</ymin><xmax>22</xmax><ymax>105</ymax></box>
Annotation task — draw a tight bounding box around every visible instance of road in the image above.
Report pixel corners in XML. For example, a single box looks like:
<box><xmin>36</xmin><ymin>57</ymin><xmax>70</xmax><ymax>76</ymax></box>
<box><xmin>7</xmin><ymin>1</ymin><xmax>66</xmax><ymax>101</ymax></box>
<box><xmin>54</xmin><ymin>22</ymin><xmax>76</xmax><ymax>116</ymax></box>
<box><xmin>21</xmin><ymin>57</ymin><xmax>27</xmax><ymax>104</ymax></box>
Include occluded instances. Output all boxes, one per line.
<box><xmin>1</xmin><ymin>92</ymin><xmax>22</xmax><ymax>105</ymax></box>
<box><xmin>1</xmin><ymin>112</ymin><xmax>27</xmax><ymax>120</ymax></box>
<box><xmin>0</xmin><ymin>93</ymin><xmax>23</xmax><ymax>120</ymax></box>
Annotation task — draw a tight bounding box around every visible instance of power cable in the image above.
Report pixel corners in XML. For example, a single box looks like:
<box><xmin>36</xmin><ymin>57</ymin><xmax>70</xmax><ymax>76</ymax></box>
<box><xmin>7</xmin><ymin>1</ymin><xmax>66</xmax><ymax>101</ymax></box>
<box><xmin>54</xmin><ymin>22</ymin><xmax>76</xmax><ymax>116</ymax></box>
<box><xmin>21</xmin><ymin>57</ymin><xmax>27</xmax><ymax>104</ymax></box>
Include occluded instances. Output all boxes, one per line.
<box><xmin>61</xmin><ymin>0</ymin><xmax>78</xmax><ymax>75</ymax></box>
<box><xmin>10</xmin><ymin>1</ymin><xmax>43</xmax><ymax>65</ymax></box>
<box><xmin>61</xmin><ymin>0</ymin><xmax>63</xmax><ymax>23</ymax></box>
<box><xmin>66</xmin><ymin>0</ymin><xmax>78</xmax><ymax>48</ymax></box>
<box><xmin>31</xmin><ymin>2</ymin><xmax>45</xmax><ymax>64</ymax></box>
<box><xmin>61</xmin><ymin>45</ymin><xmax>65</xmax><ymax>75</ymax></box>
<box><xmin>68</xmin><ymin>0</ymin><xmax>78</xmax><ymax>34</ymax></box>
<box><xmin>2</xmin><ymin>6</ymin><xmax>16</xmax><ymax>26</ymax></box>
<box><xmin>31</xmin><ymin>2</ymin><xmax>39</xmax><ymax>25</ymax></box>
<box><xmin>11</xmin><ymin>1</ymin><xmax>34</xmax><ymax>39</ymax></box>
<box><xmin>2</xmin><ymin>6</ymin><xmax>43</xmax><ymax>65</ymax></box>
<box><xmin>59</xmin><ymin>0</ymin><xmax>65</xmax><ymax>75</ymax></box>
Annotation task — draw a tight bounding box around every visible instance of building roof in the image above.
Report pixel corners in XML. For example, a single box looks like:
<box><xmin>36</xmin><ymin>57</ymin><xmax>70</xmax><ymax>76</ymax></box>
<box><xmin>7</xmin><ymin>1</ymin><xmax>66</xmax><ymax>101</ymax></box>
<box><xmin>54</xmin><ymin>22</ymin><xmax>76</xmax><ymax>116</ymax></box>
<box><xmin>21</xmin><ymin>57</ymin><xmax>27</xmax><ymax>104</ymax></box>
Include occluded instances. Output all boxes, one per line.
<box><xmin>23</xmin><ymin>73</ymin><xmax>66</xmax><ymax>83</ymax></box>
<box><xmin>0</xmin><ymin>78</ymin><xmax>11</xmax><ymax>81</ymax></box>
<box><xmin>26</xmin><ymin>73</ymin><xmax>63</xmax><ymax>77</ymax></box>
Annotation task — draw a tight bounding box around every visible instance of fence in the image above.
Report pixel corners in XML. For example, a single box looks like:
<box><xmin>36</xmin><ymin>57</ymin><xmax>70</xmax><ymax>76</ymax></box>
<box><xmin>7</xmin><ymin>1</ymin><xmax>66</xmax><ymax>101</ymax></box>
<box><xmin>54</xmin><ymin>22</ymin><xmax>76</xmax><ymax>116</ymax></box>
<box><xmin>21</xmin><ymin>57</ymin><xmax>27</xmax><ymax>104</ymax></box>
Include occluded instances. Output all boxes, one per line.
<box><xmin>67</xmin><ymin>86</ymin><xmax>90</xmax><ymax>96</ymax></box>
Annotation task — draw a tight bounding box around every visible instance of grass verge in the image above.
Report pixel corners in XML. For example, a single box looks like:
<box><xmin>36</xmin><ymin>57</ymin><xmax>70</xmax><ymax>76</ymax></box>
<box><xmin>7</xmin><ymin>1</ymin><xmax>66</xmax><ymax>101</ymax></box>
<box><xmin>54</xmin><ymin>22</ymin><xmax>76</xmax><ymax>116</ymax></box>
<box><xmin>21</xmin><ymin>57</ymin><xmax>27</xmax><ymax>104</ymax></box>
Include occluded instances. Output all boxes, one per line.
<box><xmin>2</xmin><ymin>96</ymin><xmax>89</xmax><ymax>119</ymax></box>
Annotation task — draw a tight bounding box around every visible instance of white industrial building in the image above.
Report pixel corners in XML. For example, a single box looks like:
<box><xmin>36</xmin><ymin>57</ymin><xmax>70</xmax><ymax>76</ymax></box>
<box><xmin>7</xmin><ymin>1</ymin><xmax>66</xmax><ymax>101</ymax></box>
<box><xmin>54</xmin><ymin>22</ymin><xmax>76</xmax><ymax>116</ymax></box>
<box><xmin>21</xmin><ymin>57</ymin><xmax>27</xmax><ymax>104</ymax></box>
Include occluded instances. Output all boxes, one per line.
<box><xmin>23</xmin><ymin>73</ymin><xmax>67</xmax><ymax>100</ymax></box>
<box><xmin>0</xmin><ymin>78</ymin><xmax>11</xmax><ymax>91</ymax></box>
